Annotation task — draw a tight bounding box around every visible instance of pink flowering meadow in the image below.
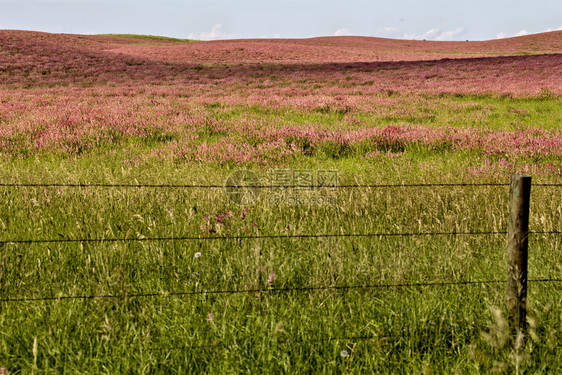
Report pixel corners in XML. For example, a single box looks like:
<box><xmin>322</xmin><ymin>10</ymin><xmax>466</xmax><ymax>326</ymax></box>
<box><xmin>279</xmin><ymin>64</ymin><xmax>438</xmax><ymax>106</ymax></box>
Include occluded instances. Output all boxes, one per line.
<box><xmin>1</xmin><ymin>30</ymin><xmax>561</xmax><ymax>176</ymax></box>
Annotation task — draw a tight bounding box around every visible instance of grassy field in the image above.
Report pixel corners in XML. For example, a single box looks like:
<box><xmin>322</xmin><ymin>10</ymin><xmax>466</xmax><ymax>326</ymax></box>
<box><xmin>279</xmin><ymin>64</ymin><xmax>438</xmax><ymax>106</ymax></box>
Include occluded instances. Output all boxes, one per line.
<box><xmin>0</xmin><ymin>30</ymin><xmax>561</xmax><ymax>373</ymax></box>
<box><xmin>97</xmin><ymin>34</ymin><xmax>195</xmax><ymax>43</ymax></box>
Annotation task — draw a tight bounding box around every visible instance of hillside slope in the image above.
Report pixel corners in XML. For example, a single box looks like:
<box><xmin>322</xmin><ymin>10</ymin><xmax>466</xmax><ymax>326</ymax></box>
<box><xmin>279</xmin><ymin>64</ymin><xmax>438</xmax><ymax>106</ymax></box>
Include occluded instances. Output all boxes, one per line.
<box><xmin>0</xmin><ymin>30</ymin><xmax>560</xmax><ymax>95</ymax></box>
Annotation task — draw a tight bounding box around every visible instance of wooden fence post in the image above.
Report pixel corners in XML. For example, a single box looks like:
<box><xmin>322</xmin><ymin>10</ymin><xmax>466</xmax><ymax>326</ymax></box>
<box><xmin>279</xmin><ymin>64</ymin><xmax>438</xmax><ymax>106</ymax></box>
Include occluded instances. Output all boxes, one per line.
<box><xmin>507</xmin><ymin>174</ymin><xmax>531</xmax><ymax>335</ymax></box>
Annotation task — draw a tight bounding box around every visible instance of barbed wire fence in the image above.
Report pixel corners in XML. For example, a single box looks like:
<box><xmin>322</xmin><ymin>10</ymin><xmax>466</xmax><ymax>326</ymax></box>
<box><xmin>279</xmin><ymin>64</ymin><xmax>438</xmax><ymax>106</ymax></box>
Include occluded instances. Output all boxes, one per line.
<box><xmin>1</xmin><ymin>278</ymin><xmax>561</xmax><ymax>303</ymax></box>
<box><xmin>0</xmin><ymin>182</ymin><xmax>561</xmax><ymax>188</ymax></box>
<box><xmin>0</xmin><ymin>177</ymin><xmax>561</xmax><ymax>364</ymax></box>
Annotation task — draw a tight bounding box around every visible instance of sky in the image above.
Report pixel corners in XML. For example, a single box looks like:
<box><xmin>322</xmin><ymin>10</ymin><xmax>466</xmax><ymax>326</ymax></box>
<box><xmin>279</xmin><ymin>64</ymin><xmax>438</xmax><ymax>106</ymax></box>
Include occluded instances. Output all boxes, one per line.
<box><xmin>0</xmin><ymin>0</ymin><xmax>561</xmax><ymax>41</ymax></box>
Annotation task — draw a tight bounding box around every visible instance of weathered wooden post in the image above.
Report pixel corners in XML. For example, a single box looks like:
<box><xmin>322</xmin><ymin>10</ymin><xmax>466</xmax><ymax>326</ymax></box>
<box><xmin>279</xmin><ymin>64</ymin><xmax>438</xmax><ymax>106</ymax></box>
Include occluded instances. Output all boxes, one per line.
<box><xmin>507</xmin><ymin>174</ymin><xmax>531</xmax><ymax>336</ymax></box>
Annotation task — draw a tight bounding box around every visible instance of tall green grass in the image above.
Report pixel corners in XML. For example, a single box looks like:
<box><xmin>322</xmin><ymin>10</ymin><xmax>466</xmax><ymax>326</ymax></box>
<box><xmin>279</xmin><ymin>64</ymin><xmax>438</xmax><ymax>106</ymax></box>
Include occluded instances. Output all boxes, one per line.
<box><xmin>0</xmin><ymin>157</ymin><xmax>560</xmax><ymax>373</ymax></box>
<box><xmin>0</xmin><ymin>93</ymin><xmax>561</xmax><ymax>372</ymax></box>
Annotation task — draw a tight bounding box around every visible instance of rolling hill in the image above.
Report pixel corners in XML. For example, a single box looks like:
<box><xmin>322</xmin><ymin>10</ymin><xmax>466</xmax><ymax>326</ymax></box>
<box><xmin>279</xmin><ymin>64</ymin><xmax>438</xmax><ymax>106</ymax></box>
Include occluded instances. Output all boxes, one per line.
<box><xmin>0</xmin><ymin>30</ymin><xmax>560</xmax><ymax>95</ymax></box>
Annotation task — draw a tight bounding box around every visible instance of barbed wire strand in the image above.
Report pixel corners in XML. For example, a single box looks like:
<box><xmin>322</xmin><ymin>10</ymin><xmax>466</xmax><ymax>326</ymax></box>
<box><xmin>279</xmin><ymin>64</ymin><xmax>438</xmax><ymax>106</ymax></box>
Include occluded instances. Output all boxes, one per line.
<box><xmin>0</xmin><ymin>182</ymin><xmax>508</xmax><ymax>188</ymax></box>
<box><xmin>5</xmin><ymin>230</ymin><xmax>562</xmax><ymax>246</ymax></box>
<box><xmin>0</xmin><ymin>182</ymin><xmax>561</xmax><ymax>189</ymax></box>
<box><xmin>0</xmin><ymin>230</ymin><xmax>510</xmax><ymax>245</ymax></box>
<box><xmin>2</xmin><ymin>278</ymin><xmax>560</xmax><ymax>303</ymax></box>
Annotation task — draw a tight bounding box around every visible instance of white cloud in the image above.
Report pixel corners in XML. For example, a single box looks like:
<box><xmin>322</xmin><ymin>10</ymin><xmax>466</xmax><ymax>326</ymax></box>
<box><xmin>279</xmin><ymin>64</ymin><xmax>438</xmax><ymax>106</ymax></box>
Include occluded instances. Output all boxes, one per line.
<box><xmin>187</xmin><ymin>24</ymin><xmax>241</xmax><ymax>41</ymax></box>
<box><xmin>435</xmin><ymin>27</ymin><xmax>465</xmax><ymax>41</ymax></box>
<box><xmin>418</xmin><ymin>28</ymin><xmax>441</xmax><ymax>40</ymax></box>
<box><xmin>496</xmin><ymin>26</ymin><xmax>561</xmax><ymax>39</ymax></box>
<box><xmin>376</xmin><ymin>27</ymin><xmax>403</xmax><ymax>38</ymax></box>
<box><xmin>334</xmin><ymin>28</ymin><xmax>351</xmax><ymax>36</ymax></box>
<box><xmin>377</xmin><ymin>27</ymin><xmax>466</xmax><ymax>41</ymax></box>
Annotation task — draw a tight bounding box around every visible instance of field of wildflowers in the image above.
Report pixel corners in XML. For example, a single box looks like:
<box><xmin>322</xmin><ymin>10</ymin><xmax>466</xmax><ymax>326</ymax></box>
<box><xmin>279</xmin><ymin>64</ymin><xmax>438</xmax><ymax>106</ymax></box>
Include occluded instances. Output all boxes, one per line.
<box><xmin>0</xmin><ymin>30</ymin><xmax>561</xmax><ymax>373</ymax></box>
